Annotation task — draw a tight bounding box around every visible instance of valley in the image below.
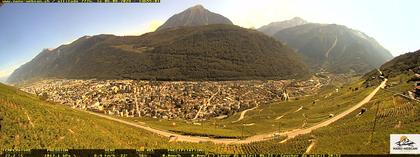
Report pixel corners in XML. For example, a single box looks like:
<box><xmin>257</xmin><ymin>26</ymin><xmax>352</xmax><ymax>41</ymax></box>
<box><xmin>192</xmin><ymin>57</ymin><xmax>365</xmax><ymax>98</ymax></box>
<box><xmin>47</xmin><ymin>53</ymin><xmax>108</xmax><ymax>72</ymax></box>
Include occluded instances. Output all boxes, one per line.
<box><xmin>1</xmin><ymin>2</ymin><xmax>419</xmax><ymax>155</ymax></box>
<box><xmin>3</xmin><ymin>69</ymin><xmax>418</xmax><ymax>154</ymax></box>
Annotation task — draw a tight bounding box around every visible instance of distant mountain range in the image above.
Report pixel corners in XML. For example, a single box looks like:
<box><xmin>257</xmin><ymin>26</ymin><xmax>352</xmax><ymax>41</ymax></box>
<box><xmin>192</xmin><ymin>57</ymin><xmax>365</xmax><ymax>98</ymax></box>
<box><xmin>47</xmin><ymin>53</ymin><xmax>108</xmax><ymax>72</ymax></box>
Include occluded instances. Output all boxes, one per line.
<box><xmin>8</xmin><ymin>5</ymin><xmax>396</xmax><ymax>83</ymax></box>
<box><xmin>259</xmin><ymin>18</ymin><xmax>393</xmax><ymax>73</ymax></box>
<box><xmin>156</xmin><ymin>5</ymin><xmax>233</xmax><ymax>31</ymax></box>
<box><xmin>258</xmin><ymin>17</ymin><xmax>307</xmax><ymax>36</ymax></box>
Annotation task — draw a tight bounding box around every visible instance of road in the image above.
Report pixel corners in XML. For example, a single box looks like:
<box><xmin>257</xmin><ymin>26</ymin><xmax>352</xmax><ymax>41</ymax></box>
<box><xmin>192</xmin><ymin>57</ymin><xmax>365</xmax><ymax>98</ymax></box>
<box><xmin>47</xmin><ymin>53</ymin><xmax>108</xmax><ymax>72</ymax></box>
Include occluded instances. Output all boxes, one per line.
<box><xmin>193</xmin><ymin>88</ymin><xmax>220</xmax><ymax>120</ymax></box>
<box><xmin>82</xmin><ymin>78</ymin><xmax>387</xmax><ymax>144</ymax></box>
<box><xmin>276</xmin><ymin>78</ymin><xmax>387</xmax><ymax>141</ymax></box>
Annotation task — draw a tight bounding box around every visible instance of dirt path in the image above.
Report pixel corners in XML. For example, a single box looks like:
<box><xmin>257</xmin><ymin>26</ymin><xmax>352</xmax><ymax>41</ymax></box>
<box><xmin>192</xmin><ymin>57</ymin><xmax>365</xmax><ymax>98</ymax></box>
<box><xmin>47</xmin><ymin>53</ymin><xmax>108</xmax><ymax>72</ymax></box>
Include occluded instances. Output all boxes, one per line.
<box><xmin>232</xmin><ymin>105</ymin><xmax>259</xmax><ymax>123</ymax></box>
<box><xmin>275</xmin><ymin>105</ymin><xmax>303</xmax><ymax>120</ymax></box>
<box><xmin>275</xmin><ymin>115</ymin><xmax>285</xmax><ymax>120</ymax></box>
<box><xmin>305</xmin><ymin>140</ymin><xmax>316</xmax><ymax>153</ymax></box>
<box><xmin>193</xmin><ymin>88</ymin><xmax>220</xmax><ymax>120</ymax></box>
<box><xmin>82</xmin><ymin>109</ymin><xmax>239</xmax><ymax>144</ymax></box>
<box><xmin>294</xmin><ymin>106</ymin><xmax>303</xmax><ymax>113</ymax></box>
<box><xmin>82</xmin><ymin>79</ymin><xmax>387</xmax><ymax>144</ymax></box>
<box><xmin>23</xmin><ymin>110</ymin><xmax>35</xmax><ymax>128</ymax></box>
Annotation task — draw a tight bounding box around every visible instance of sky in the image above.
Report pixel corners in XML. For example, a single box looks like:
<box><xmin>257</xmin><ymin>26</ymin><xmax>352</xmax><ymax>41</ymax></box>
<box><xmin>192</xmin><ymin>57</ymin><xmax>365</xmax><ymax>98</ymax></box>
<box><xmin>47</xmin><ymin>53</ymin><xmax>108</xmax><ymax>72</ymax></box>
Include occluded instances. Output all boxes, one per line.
<box><xmin>0</xmin><ymin>0</ymin><xmax>419</xmax><ymax>80</ymax></box>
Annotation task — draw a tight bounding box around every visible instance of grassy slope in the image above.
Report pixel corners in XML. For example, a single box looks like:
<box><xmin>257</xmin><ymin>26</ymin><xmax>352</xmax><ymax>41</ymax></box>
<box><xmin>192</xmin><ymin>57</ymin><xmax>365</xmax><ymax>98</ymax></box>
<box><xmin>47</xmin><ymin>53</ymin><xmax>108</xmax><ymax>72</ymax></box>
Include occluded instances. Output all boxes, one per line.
<box><xmin>0</xmin><ymin>83</ymin><xmax>222</xmax><ymax>151</ymax></box>
<box><xmin>230</xmin><ymin>74</ymin><xmax>418</xmax><ymax>154</ymax></box>
<box><xmin>0</xmin><ymin>83</ymin><xmax>166</xmax><ymax>149</ymax></box>
<box><xmin>310</xmin><ymin>74</ymin><xmax>419</xmax><ymax>154</ymax></box>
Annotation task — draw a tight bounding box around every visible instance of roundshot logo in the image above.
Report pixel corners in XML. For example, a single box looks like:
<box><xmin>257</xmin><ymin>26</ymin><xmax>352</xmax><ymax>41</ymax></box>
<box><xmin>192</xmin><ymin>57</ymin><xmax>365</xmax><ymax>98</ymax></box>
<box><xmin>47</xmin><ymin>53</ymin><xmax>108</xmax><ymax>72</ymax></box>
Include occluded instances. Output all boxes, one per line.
<box><xmin>390</xmin><ymin>134</ymin><xmax>420</xmax><ymax>154</ymax></box>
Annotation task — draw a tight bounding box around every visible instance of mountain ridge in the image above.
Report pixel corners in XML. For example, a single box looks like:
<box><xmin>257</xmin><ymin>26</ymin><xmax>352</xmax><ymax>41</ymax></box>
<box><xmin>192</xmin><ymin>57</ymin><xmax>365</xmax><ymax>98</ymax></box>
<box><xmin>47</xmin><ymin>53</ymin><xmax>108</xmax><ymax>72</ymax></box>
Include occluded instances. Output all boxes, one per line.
<box><xmin>7</xmin><ymin>24</ymin><xmax>310</xmax><ymax>84</ymax></box>
<box><xmin>156</xmin><ymin>5</ymin><xmax>233</xmax><ymax>31</ymax></box>
<box><xmin>272</xmin><ymin>23</ymin><xmax>393</xmax><ymax>73</ymax></box>
<box><xmin>258</xmin><ymin>17</ymin><xmax>307</xmax><ymax>36</ymax></box>
<box><xmin>363</xmin><ymin>49</ymin><xmax>419</xmax><ymax>86</ymax></box>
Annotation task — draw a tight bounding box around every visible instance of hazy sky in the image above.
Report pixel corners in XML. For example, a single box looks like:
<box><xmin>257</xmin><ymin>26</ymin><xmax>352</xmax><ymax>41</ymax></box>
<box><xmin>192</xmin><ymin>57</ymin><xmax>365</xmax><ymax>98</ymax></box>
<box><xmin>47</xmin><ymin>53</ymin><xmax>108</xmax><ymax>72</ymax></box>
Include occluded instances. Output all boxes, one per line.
<box><xmin>0</xmin><ymin>0</ymin><xmax>419</xmax><ymax>79</ymax></box>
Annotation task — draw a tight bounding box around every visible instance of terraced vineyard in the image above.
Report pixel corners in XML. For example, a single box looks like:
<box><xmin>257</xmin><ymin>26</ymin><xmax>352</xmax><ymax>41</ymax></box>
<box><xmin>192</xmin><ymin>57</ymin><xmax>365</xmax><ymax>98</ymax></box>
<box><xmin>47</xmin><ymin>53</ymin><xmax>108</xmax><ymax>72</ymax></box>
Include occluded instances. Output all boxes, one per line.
<box><xmin>213</xmin><ymin>135</ymin><xmax>311</xmax><ymax>154</ymax></box>
<box><xmin>307</xmin><ymin>74</ymin><xmax>420</xmax><ymax>154</ymax></box>
<box><xmin>240</xmin><ymin>135</ymin><xmax>312</xmax><ymax>154</ymax></box>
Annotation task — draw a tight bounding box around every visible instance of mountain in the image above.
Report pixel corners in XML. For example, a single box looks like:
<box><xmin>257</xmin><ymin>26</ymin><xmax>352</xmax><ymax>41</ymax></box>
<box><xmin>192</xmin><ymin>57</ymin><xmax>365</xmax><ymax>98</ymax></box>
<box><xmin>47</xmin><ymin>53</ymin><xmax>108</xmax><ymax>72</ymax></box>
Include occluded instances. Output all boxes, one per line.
<box><xmin>273</xmin><ymin>23</ymin><xmax>393</xmax><ymax>73</ymax></box>
<box><xmin>156</xmin><ymin>5</ymin><xmax>233</xmax><ymax>31</ymax></box>
<box><xmin>258</xmin><ymin>17</ymin><xmax>307</xmax><ymax>36</ymax></box>
<box><xmin>7</xmin><ymin>24</ymin><xmax>309</xmax><ymax>84</ymax></box>
<box><xmin>378</xmin><ymin>49</ymin><xmax>420</xmax><ymax>76</ymax></box>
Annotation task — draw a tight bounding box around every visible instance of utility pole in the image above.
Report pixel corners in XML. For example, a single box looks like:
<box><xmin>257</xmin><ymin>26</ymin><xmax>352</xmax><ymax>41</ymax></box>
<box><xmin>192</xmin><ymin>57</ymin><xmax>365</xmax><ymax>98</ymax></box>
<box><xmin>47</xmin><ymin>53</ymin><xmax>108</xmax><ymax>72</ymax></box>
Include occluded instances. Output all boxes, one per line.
<box><xmin>241</xmin><ymin>123</ymin><xmax>244</xmax><ymax>139</ymax></box>
<box><xmin>370</xmin><ymin>102</ymin><xmax>381</xmax><ymax>144</ymax></box>
<box><xmin>214</xmin><ymin>119</ymin><xmax>216</xmax><ymax>129</ymax></box>
<box><xmin>278</xmin><ymin>121</ymin><xmax>280</xmax><ymax>134</ymax></box>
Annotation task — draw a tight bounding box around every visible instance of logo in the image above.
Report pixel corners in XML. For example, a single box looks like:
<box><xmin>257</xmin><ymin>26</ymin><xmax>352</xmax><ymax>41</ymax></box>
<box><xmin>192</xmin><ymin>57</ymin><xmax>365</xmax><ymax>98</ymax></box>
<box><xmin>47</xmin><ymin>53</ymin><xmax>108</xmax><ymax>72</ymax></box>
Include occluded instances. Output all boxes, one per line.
<box><xmin>396</xmin><ymin>136</ymin><xmax>415</xmax><ymax>147</ymax></box>
<box><xmin>390</xmin><ymin>134</ymin><xmax>420</xmax><ymax>154</ymax></box>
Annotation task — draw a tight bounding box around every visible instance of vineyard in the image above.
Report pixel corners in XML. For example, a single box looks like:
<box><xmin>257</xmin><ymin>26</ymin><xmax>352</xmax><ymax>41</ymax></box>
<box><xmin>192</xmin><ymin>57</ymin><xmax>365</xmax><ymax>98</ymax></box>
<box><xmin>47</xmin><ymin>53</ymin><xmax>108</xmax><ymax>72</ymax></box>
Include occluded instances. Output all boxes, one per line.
<box><xmin>308</xmin><ymin>73</ymin><xmax>420</xmax><ymax>154</ymax></box>
<box><xmin>377</xmin><ymin>101</ymin><xmax>417</xmax><ymax>120</ymax></box>
<box><xmin>211</xmin><ymin>135</ymin><xmax>311</xmax><ymax>154</ymax></box>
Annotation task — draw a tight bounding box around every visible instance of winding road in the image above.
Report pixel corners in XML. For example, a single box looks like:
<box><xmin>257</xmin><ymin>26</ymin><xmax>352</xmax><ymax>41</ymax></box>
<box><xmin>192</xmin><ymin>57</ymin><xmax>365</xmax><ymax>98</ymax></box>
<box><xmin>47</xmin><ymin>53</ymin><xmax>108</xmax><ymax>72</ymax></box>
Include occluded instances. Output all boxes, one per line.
<box><xmin>82</xmin><ymin>78</ymin><xmax>387</xmax><ymax>144</ymax></box>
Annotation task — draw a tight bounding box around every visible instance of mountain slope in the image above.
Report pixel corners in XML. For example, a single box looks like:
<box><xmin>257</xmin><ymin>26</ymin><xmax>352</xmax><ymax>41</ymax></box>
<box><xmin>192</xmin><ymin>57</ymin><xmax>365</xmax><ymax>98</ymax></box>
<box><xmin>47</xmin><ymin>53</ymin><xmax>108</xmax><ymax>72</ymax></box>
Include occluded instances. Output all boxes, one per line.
<box><xmin>7</xmin><ymin>24</ymin><xmax>309</xmax><ymax>84</ymax></box>
<box><xmin>311</xmin><ymin>81</ymin><xmax>419</xmax><ymax>153</ymax></box>
<box><xmin>258</xmin><ymin>17</ymin><xmax>307</xmax><ymax>36</ymax></box>
<box><xmin>364</xmin><ymin>49</ymin><xmax>419</xmax><ymax>86</ymax></box>
<box><xmin>156</xmin><ymin>5</ymin><xmax>233</xmax><ymax>31</ymax></box>
<box><xmin>273</xmin><ymin>23</ymin><xmax>393</xmax><ymax>74</ymax></box>
<box><xmin>378</xmin><ymin>49</ymin><xmax>420</xmax><ymax>77</ymax></box>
